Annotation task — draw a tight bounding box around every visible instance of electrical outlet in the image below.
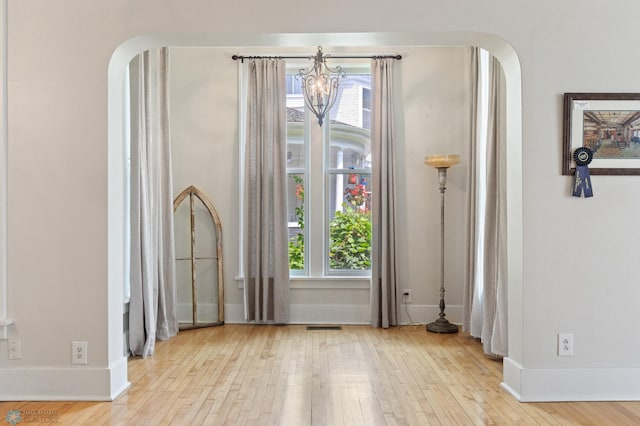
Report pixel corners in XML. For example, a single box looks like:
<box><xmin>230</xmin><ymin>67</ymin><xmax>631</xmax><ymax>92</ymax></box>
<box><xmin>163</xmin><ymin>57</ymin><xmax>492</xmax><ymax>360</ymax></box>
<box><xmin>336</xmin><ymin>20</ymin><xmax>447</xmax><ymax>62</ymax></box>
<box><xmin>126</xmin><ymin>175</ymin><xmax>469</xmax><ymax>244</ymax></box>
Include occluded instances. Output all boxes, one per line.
<box><xmin>558</xmin><ymin>333</ymin><xmax>574</xmax><ymax>356</ymax></box>
<box><xmin>72</xmin><ymin>341</ymin><xmax>88</xmax><ymax>364</ymax></box>
<box><xmin>402</xmin><ymin>289</ymin><xmax>412</xmax><ymax>303</ymax></box>
<box><xmin>8</xmin><ymin>338</ymin><xmax>21</xmax><ymax>360</ymax></box>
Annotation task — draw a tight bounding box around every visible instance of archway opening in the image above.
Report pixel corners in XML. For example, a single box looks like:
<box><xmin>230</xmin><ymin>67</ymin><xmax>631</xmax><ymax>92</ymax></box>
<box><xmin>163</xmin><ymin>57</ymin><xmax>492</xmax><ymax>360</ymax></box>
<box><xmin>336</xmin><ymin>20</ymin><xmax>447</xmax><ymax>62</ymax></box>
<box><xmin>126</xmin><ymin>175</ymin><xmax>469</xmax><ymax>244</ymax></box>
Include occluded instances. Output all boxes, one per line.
<box><xmin>107</xmin><ymin>31</ymin><xmax>523</xmax><ymax>397</ymax></box>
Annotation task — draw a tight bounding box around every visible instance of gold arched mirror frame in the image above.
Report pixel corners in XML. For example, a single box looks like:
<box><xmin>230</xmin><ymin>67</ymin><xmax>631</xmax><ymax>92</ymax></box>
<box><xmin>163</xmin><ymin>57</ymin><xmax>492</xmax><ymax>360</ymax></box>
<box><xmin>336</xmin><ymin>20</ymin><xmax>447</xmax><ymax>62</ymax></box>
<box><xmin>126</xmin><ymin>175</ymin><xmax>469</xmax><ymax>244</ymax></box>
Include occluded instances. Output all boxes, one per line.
<box><xmin>173</xmin><ymin>185</ymin><xmax>224</xmax><ymax>329</ymax></box>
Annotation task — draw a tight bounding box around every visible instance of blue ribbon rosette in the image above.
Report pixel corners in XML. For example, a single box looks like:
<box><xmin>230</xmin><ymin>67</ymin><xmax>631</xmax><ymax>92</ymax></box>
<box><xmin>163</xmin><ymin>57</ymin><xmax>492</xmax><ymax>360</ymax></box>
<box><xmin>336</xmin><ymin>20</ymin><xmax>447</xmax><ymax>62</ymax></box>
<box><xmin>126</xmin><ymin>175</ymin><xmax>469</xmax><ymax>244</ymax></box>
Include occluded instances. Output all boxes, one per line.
<box><xmin>572</xmin><ymin>147</ymin><xmax>593</xmax><ymax>198</ymax></box>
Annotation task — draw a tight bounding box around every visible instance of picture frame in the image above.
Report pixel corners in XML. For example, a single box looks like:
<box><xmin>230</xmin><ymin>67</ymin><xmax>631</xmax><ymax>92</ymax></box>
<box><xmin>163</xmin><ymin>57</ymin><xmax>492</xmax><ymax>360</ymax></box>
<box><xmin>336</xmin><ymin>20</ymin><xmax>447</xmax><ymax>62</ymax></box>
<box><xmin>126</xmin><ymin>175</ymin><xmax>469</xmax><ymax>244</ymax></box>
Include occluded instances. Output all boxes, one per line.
<box><xmin>562</xmin><ymin>92</ymin><xmax>640</xmax><ymax>175</ymax></box>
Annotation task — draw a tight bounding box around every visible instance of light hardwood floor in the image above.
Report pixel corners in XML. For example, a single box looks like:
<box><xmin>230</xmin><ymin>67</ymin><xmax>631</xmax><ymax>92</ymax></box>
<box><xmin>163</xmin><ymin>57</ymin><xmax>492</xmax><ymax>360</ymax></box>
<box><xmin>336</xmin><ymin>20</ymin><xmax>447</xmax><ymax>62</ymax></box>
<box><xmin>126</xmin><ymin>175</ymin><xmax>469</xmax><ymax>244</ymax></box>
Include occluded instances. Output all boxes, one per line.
<box><xmin>2</xmin><ymin>324</ymin><xmax>640</xmax><ymax>425</ymax></box>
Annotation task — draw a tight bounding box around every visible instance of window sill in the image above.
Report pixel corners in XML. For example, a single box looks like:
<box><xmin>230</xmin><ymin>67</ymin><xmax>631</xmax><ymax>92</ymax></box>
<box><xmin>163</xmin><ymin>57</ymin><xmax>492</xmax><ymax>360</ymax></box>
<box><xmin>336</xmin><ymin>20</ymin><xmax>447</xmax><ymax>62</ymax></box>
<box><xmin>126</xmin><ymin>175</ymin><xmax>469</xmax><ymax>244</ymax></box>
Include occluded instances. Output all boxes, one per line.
<box><xmin>290</xmin><ymin>276</ymin><xmax>371</xmax><ymax>289</ymax></box>
<box><xmin>235</xmin><ymin>275</ymin><xmax>371</xmax><ymax>289</ymax></box>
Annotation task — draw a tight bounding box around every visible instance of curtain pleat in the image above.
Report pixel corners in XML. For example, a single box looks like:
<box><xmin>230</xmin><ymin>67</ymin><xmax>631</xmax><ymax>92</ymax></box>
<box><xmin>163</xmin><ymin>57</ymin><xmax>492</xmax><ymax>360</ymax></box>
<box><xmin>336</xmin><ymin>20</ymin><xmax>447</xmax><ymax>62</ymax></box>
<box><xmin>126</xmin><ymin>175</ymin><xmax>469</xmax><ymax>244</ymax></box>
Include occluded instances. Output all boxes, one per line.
<box><xmin>463</xmin><ymin>48</ymin><xmax>508</xmax><ymax>356</ymax></box>
<box><xmin>243</xmin><ymin>59</ymin><xmax>290</xmax><ymax>324</ymax></box>
<box><xmin>463</xmin><ymin>48</ymin><xmax>480</xmax><ymax>334</ymax></box>
<box><xmin>370</xmin><ymin>58</ymin><xmax>399</xmax><ymax>329</ymax></box>
<box><xmin>129</xmin><ymin>48</ymin><xmax>178</xmax><ymax>357</ymax></box>
<box><xmin>484</xmin><ymin>55</ymin><xmax>508</xmax><ymax>356</ymax></box>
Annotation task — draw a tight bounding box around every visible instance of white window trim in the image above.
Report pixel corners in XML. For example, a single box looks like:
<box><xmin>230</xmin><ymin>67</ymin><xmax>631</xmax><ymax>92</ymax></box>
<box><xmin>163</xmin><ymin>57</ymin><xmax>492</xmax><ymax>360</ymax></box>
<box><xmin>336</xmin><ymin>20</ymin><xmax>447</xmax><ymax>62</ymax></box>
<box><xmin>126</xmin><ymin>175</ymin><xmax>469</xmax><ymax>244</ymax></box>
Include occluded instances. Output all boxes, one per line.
<box><xmin>236</xmin><ymin>60</ymin><xmax>248</xmax><ymax>280</ymax></box>
<box><xmin>234</xmin><ymin>274</ymin><xmax>370</xmax><ymax>289</ymax></box>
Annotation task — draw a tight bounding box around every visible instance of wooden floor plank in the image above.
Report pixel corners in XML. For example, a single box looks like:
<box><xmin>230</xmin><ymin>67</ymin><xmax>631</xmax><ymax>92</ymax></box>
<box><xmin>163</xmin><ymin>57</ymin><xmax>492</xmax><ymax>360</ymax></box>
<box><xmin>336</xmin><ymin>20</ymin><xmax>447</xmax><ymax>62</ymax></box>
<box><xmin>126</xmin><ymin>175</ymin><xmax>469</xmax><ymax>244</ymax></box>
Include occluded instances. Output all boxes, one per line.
<box><xmin>2</xmin><ymin>324</ymin><xmax>640</xmax><ymax>425</ymax></box>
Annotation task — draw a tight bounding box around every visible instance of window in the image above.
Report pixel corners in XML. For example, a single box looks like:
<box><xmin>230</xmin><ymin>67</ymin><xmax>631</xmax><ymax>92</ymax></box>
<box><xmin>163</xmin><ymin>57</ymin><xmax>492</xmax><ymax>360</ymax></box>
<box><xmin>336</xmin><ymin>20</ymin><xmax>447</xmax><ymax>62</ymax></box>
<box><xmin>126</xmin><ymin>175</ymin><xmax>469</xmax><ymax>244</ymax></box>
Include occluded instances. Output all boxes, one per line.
<box><xmin>286</xmin><ymin>68</ymin><xmax>372</xmax><ymax>276</ymax></box>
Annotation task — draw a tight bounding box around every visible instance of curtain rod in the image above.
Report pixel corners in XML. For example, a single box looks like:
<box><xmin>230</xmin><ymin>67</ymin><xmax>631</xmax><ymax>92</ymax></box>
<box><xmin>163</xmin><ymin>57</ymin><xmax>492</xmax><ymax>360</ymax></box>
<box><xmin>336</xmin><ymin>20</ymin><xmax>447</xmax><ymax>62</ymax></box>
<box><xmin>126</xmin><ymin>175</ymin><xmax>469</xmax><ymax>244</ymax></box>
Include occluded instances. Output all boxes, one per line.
<box><xmin>232</xmin><ymin>53</ymin><xmax>401</xmax><ymax>62</ymax></box>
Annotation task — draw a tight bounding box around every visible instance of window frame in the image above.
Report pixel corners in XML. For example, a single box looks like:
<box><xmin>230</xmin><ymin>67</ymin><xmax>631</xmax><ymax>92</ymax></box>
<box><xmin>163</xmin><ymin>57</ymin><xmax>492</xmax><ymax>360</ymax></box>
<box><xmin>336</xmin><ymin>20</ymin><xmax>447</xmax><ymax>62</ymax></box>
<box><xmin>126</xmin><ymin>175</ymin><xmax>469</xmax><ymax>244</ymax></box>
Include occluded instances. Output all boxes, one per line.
<box><xmin>285</xmin><ymin>63</ymin><xmax>373</xmax><ymax>278</ymax></box>
<box><xmin>285</xmin><ymin>116</ymin><xmax>310</xmax><ymax>277</ymax></box>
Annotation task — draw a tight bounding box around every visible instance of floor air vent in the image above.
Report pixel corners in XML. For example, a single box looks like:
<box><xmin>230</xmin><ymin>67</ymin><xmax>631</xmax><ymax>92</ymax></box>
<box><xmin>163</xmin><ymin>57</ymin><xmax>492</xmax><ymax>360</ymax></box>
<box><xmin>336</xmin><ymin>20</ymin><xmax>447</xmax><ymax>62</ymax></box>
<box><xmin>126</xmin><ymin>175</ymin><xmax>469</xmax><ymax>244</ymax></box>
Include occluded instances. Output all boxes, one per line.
<box><xmin>306</xmin><ymin>326</ymin><xmax>342</xmax><ymax>331</ymax></box>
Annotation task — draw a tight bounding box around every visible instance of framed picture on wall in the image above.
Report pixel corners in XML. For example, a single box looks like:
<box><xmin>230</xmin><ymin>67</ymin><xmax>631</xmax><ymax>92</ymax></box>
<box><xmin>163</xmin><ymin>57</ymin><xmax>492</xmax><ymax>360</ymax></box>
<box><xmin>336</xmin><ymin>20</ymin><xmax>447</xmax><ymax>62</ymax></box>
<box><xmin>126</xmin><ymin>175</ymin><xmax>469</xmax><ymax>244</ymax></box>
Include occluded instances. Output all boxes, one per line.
<box><xmin>563</xmin><ymin>93</ymin><xmax>640</xmax><ymax>175</ymax></box>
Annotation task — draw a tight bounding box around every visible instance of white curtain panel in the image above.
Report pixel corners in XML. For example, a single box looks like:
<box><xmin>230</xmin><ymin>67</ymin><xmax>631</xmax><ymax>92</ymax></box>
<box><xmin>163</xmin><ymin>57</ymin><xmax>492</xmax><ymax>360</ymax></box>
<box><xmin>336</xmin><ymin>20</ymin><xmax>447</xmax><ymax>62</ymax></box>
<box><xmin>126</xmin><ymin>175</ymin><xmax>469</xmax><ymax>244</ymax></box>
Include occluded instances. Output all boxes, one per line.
<box><xmin>370</xmin><ymin>58</ymin><xmax>399</xmax><ymax>329</ymax></box>
<box><xmin>485</xmin><ymin>53</ymin><xmax>508</xmax><ymax>356</ymax></box>
<box><xmin>463</xmin><ymin>48</ymin><xmax>508</xmax><ymax>356</ymax></box>
<box><xmin>243</xmin><ymin>59</ymin><xmax>290</xmax><ymax>324</ymax></box>
<box><xmin>129</xmin><ymin>48</ymin><xmax>178</xmax><ymax>357</ymax></box>
<box><xmin>463</xmin><ymin>47</ymin><xmax>480</xmax><ymax>335</ymax></box>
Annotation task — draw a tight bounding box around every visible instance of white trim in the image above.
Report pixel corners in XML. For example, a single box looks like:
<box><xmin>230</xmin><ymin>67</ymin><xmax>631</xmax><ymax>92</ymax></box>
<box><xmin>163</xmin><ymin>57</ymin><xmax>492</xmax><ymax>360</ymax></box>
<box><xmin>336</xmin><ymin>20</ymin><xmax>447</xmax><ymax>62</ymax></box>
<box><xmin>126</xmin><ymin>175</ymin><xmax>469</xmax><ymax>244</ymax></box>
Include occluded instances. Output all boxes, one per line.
<box><xmin>290</xmin><ymin>276</ymin><xmax>371</xmax><ymax>289</ymax></box>
<box><xmin>223</xmin><ymin>302</ymin><xmax>463</xmax><ymax>325</ymax></box>
<box><xmin>502</xmin><ymin>358</ymin><xmax>640</xmax><ymax>402</ymax></box>
<box><xmin>502</xmin><ymin>356</ymin><xmax>522</xmax><ymax>400</ymax></box>
<box><xmin>122</xmin><ymin>64</ymin><xmax>131</xmax><ymax>303</ymax></box>
<box><xmin>289</xmin><ymin>303</ymin><xmax>370</xmax><ymax>324</ymax></box>
<box><xmin>0</xmin><ymin>357</ymin><xmax>130</xmax><ymax>401</ymax></box>
<box><xmin>177</xmin><ymin>302</ymin><xmax>220</xmax><ymax>323</ymax></box>
<box><xmin>401</xmin><ymin>304</ymin><xmax>462</xmax><ymax>326</ymax></box>
<box><xmin>237</xmin><ymin>60</ymin><xmax>247</xmax><ymax>279</ymax></box>
<box><xmin>223</xmin><ymin>303</ymin><xmax>245</xmax><ymax>323</ymax></box>
<box><xmin>108</xmin><ymin>356</ymin><xmax>131</xmax><ymax>400</ymax></box>
<box><xmin>235</xmin><ymin>275</ymin><xmax>371</xmax><ymax>289</ymax></box>
<box><xmin>0</xmin><ymin>0</ymin><xmax>9</xmax><ymax>341</ymax></box>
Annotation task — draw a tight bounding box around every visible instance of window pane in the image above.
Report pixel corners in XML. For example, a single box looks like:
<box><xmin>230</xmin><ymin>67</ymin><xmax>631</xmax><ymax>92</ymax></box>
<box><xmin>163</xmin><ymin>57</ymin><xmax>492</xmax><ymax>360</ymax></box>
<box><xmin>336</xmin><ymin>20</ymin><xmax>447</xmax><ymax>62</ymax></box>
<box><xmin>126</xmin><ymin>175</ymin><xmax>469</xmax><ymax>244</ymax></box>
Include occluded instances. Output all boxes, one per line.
<box><xmin>286</xmin><ymin>143</ymin><xmax>304</xmax><ymax>169</ymax></box>
<box><xmin>286</xmin><ymin>72</ymin><xmax>306</xmax><ymax>272</ymax></box>
<box><xmin>328</xmin><ymin>75</ymin><xmax>371</xmax><ymax>169</ymax></box>
<box><xmin>362</xmin><ymin>87</ymin><xmax>371</xmax><ymax>130</ymax></box>
<box><xmin>328</xmin><ymin>146</ymin><xmax>371</xmax><ymax>170</ymax></box>
<box><xmin>287</xmin><ymin>173</ymin><xmax>305</xmax><ymax>270</ymax></box>
<box><xmin>330</xmin><ymin>74</ymin><xmax>371</xmax><ymax>128</ymax></box>
<box><xmin>286</xmin><ymin>84</ymin><xmax>305</xmax><ymax>169</ymax></box>
<box><xmin>327</xmin><ymin>73</ymin><xmax>372</xmax><ymax>273</ymax></box>
<box><xmin>285</xmin><ymin>75</ymin><xmax>303</xmax><ymax>95</ymax></box>
<box><xmin>328</xmin><ymin>174</ymin><xmax>371</xmax><ymax>271</ymax></box>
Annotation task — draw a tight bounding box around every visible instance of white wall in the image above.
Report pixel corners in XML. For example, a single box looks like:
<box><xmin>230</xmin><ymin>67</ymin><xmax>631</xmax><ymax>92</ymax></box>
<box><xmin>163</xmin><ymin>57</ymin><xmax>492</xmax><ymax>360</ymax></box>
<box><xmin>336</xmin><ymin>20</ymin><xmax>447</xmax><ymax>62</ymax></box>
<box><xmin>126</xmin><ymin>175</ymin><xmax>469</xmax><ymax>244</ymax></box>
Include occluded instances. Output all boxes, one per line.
<box><xmin>0</xmin><ymin>0</ymin><xmax>639</xmax><ymax>402</ymax></box>
<box><xmin>170</xmin><ymin>48</ymin><xmax>238</xmax><ymax>326</ymax></box>
<box><xmin>169</xmin><ymin>46</ymin><xmax>469</xmax><ymax>326</ymax></box>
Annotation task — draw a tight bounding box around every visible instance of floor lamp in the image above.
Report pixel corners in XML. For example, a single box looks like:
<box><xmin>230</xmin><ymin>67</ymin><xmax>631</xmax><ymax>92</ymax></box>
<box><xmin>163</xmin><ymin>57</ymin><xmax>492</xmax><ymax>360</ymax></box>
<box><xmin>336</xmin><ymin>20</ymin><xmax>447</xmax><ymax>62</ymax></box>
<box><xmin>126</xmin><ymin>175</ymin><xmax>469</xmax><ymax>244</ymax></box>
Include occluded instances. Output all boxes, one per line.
<box><xmin>425</xmin><ymin>154</ymin><xmax>459</xmax><ymax>334</ymax></box>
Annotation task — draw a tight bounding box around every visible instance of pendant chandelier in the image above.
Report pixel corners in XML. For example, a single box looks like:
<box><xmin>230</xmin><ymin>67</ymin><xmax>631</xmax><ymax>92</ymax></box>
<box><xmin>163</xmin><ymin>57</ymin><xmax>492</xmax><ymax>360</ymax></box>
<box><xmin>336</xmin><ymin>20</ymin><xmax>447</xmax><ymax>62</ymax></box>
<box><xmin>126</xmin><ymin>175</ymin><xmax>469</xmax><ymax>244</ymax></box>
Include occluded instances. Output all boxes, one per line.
<box><xmin>297</xmin><ymin>46</ymin><xmax>346</xmax><ymax>127</ymax></box>
<box><xmin>232</xmin><ymin>47</ymin><xmax>401</xmax><ymax>127</ymax></box>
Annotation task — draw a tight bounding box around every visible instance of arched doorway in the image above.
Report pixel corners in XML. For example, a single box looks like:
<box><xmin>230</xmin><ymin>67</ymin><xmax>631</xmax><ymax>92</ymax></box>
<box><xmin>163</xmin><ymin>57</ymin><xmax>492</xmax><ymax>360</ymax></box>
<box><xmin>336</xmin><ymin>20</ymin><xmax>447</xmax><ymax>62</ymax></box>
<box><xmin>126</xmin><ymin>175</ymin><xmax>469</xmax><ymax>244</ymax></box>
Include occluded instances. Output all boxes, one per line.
<box><xmin>107</xmin><ymin>32</ymin><xmax>523</xmax><ymax>397</ymax></box>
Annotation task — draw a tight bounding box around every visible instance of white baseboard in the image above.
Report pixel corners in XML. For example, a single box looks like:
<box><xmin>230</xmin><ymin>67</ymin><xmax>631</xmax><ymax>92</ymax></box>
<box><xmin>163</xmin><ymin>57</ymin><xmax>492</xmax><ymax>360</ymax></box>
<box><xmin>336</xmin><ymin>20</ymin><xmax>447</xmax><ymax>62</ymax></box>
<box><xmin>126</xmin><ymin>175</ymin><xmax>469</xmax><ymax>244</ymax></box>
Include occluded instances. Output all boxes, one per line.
<box><xmin>223</xmin><ymin>303</ymin><xmax>462</xmax><ymax>325</ymax></box>
<box><xmin>223</xmin><ymin>303</ymin><xmax>244</xmax><ymax>323</ymax></box>
<box><xmin>177</xmin><ymin>302</ymin><xmax>219</xmax><ymax>323</ymax></box>
<box><xmin>502</xmin><ymin>357</ymin><xmax>640</xmax><ymax>401</ymax></box>
<box><xmin>502</xmin><ymin>357</ymin><xmax>522</xmax><ymax>400</ymax></box>
<box><xmin>289</xmin><ymin>304</ymin><xmax>370</xmax><ymax>324</ymax></box>
<box><xmin>0</xmin><ymin>356</ymin><xmax>130</xmax><ymax>401</ymax></box>
<box><xmin>400</xmin><ymin>304</ymin><xmax>462</xmax><ymax>326</ymax></box>
<box><xmin>109</xmin><ymin>355</ymin><xmax>131</xmax><ymax>400</ymax></box>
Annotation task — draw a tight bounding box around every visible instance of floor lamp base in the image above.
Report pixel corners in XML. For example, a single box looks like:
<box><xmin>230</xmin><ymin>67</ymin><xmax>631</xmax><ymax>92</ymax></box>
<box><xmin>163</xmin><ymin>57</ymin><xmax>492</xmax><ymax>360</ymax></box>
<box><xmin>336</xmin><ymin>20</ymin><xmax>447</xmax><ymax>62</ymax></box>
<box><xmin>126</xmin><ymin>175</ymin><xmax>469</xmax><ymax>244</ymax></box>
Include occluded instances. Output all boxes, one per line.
<box><xmin>426</xmin><ymin>318</ymin><xmax>459</xmax><ymax>334</ymax></box>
